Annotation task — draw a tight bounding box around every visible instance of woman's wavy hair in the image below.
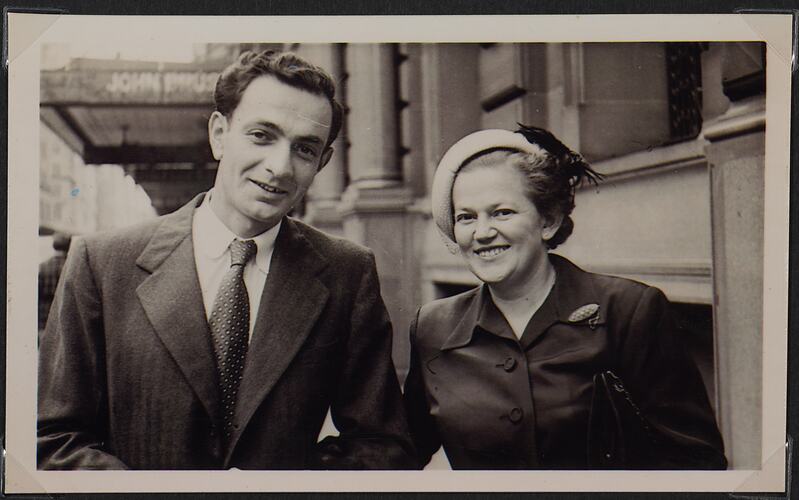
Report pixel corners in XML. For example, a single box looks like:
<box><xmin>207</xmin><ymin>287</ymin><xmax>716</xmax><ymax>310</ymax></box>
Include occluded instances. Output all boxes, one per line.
<box><xmin>214</xmin><ymin>50</ymin><xmax>343</xmax><ymax>148</ymax></box>
<box><xmin>461</xmin><ymin>124</ymin><xmax>602</xmax><ymax>249</ymax></box>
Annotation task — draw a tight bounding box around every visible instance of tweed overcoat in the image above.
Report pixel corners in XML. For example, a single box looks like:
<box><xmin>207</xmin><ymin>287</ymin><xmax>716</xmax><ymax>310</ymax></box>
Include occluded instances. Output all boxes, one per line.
<box><xmin>38</xmin><ymin>194</ymin><xmax>415</xmax><ymax>470</ymax></box>
<box><xmin>404</xmin><ymin>254</ymin><xmax>726</xmax><ymax>470</ymax></box>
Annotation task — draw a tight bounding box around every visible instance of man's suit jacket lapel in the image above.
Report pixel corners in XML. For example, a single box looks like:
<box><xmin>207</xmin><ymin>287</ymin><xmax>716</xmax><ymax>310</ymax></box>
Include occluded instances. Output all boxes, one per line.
<box><xmin>229</xmin><ymin>218</ymin><xmax>330</xmax><ymax>456</ymax></box>
<box><xmin>134</xmin><ymin>202</ymin><xmax>331</xmax><ymax>460</ymax></box>
<box><xmin>135</xmin><ymin>194</ymin><xmax>221</xmax><ymax>426</ymax></box>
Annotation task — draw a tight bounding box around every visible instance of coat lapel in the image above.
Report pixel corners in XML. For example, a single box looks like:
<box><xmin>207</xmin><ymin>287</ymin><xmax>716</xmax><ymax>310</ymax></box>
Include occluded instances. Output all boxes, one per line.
<box><xmin>549</xmin><ymin>254</ymin><xmax>604</xmax><ymax>325</ymax></box>
<box><xmin>228</xmin><ymin>218</ymin><xmax>330</xmax><ymax>457</ymax></box>
<box><xmin>135</xmin><ymin>194</ymin><xmax>220</xmax><ymax>425</ymax></box>
<box><xmin>521</xmin><ymin>254</ymin><xmax>605</xmax><ymax>348</ymax></box>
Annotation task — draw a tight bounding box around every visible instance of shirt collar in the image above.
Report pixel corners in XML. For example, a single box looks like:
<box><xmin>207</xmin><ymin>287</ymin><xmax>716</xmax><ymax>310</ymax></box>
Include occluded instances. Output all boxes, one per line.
<box><xmin>193</xmin><ymin>190</ymin><xmax>281</xmax><ymax>273</ymax></box>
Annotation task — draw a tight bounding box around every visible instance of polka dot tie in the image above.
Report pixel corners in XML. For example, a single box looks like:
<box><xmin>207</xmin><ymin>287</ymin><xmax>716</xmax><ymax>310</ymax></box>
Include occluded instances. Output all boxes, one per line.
<box><xmin>209</xmin><ymin>239</ymin><xmax>257</xmax><ymax>440</ymax></box>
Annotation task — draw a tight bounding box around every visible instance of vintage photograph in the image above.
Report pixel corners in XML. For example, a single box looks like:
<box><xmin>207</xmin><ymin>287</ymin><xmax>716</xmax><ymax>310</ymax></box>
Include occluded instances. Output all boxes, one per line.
<box><xmin>6</xmin><ymin>14</ymin><xmax>792</xmax><ymax>493</ymax></box>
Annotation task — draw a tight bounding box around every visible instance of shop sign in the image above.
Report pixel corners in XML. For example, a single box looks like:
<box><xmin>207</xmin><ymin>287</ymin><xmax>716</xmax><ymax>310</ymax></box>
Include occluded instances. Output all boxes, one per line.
<box><xmin>104</xmin><ymin>71</ymin><xmax>218</xmax><ymax>101</ymax></box>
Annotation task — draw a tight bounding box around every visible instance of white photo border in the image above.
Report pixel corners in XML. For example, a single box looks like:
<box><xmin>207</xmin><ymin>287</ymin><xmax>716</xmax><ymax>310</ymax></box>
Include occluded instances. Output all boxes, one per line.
<box><xmin>5</xmin><ymin>13</ymin><xmax>793</xmax><ymax>494</ymax></box>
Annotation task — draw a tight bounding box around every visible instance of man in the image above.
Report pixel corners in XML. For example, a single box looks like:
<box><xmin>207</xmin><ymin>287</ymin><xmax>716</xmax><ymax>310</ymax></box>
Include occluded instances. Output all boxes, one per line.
<box><xmin>38</xmin><ymin>50</ymin><xmax>416</xmax><ymax>470</ymax></box>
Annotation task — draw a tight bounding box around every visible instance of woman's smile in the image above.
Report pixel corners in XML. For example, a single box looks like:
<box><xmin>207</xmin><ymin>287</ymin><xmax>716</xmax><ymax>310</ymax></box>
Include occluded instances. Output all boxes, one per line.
<box><xmin>474</xmin><ymin>245</ymin><xmax>510</xmax><ymax>259</ymax></box>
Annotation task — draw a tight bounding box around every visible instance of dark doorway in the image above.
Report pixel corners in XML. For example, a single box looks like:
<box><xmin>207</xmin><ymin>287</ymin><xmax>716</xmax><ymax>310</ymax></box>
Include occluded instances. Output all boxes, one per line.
<box><xmin>672</xmin><ymin>303</ymin><xmax>716</xmax><ymax>409</ymax></box>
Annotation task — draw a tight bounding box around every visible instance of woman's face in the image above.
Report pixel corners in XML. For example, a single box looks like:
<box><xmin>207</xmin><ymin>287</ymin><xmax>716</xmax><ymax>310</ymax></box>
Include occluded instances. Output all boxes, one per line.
<box><xmin>452</xmin><ymin>161</ymin><xmax>557</xmax><ymax>295</ymax></box>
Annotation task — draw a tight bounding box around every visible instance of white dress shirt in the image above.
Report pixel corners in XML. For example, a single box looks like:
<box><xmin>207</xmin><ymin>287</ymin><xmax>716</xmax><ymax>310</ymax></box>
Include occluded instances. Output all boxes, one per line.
<box><xmin>192</xmin><ymin>192</ymin><xmax>281</xmax><ymax>339</ymax></box>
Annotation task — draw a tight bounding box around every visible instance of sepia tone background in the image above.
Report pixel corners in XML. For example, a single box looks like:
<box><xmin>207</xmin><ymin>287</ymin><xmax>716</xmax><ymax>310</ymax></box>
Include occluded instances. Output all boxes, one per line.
<box><xmin>37</xmin><ymin>41</ymin><xmax>766</xmax><ymax>470</ymax></box>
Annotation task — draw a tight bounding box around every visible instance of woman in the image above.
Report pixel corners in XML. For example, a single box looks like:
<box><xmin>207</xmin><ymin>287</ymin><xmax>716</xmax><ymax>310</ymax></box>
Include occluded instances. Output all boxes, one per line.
<box><xmin>404</xmin><ymin>125</ymin><xmax>727</xmax><ymax>470</ymax></box>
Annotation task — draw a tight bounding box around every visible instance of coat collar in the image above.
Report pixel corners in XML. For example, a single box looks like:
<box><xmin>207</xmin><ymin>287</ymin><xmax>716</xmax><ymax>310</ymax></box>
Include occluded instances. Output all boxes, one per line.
<box><xmin>440</xmin><ymin>286</ymin><xmax>485</xmax><ymax>351</ymax></box>
<box><xmin>439</xmin><ymin>254</ymin><xmax>603</xmax><ymax>351</ymax></box>
<box><xmin>135</xmin><ymin>193</ymin><xmax>203</xmax><ymax>273</ymax></box>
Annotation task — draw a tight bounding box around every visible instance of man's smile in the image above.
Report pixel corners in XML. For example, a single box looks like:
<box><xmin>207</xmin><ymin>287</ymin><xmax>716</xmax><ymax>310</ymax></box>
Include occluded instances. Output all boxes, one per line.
<box><xmin>250</xmin><ymin>179</ymin><xmax>288</xmax><ymax>195</ymax></box>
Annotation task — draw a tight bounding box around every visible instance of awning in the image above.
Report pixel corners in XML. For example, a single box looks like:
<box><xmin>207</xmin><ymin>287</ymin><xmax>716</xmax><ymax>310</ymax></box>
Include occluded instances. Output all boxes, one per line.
<box><xmin>40</xmin><ymin>58</ymin><xmax>225</xmax><ymax>164</ymax></box>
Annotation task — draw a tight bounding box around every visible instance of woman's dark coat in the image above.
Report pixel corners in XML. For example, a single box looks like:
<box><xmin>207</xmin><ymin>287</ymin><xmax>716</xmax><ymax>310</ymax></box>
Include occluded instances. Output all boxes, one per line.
<box><xmin>404</xmin><ymin>254</ymin><xmax>726</xmax><ymax>470</ymax></box>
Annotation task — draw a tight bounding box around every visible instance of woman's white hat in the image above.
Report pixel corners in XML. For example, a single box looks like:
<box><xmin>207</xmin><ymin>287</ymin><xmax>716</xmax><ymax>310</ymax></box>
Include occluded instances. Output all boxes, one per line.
<box><xmin>431</xmin><ymin>129</ymin><xmax>545</xmax><ymax>243</ymax></box>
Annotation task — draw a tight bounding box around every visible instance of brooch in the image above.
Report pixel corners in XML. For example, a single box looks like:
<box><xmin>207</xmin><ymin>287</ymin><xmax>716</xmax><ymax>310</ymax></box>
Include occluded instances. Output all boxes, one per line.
<box><xmin>568</xmin><ymin>303</ymin><xmax>600</xmax><ymax>330</ymax></box>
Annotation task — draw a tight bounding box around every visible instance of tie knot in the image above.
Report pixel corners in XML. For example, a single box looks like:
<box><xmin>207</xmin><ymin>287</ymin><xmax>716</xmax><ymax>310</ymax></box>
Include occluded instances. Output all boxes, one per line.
<box><xmin>229</xmin><ymin>239</ymin><xmax>257</xmax><ymax>267</ymax></box>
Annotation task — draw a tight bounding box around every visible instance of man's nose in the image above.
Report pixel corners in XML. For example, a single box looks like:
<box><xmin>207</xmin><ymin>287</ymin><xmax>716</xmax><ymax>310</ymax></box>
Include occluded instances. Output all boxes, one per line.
<box><xmin>263</xmin><ymin>141</ymin><xmax>292</xmax><ymax>177</ymax></box>
<box><xmin>474</xmin><ymin>216</ymin><xmax>497</xmax><ymax>242</ymax></box>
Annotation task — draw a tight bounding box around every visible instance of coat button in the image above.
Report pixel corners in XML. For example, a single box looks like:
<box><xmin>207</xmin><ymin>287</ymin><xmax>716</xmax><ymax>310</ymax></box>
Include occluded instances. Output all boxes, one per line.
<box><xmin>509</xmin><ymin>407</ymin><xmax>523</xmax><ymax>423</ymax></box>
<box><xmin>503</xmin><ymin>357</ymin><xmax>517</xmax><ymax>372</ymax></box>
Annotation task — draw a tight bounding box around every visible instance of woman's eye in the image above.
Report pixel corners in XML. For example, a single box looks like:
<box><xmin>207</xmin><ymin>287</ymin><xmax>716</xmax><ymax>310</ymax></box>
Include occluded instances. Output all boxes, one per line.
<box><xmin>455</xmin><ymin>213</ymin><xmax>474</xmax><ymax>223</ymax></box>
<box><xmin>493</xmin><ymin>209</ymin><xmax>514</xmax><ymax>218</ymax></box>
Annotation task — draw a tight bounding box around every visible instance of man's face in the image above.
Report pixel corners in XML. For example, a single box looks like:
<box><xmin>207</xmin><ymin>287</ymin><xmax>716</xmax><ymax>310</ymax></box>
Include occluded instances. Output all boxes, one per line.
<box><xmin>208</xmin><ymin>75</ymin><xmax>333</xmax><ymax>238</ymax></box>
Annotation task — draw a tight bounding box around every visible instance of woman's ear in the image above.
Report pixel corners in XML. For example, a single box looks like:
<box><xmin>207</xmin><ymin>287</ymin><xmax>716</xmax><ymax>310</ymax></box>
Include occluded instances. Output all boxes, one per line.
<box><xmin>542</xmin><ymin>214</ymin><xmax>563</xmax><ymax>241</ymax></box>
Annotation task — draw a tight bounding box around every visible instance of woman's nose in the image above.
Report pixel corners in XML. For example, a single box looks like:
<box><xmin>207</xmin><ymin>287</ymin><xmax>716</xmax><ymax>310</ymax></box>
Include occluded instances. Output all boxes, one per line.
<box><xmin>474</xmin><ymin>216</ymin><xmax>497</xmax><ymax>242</ymax></box>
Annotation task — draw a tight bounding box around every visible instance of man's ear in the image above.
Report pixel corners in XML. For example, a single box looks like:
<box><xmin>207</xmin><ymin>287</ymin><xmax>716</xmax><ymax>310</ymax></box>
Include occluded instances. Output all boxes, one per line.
<box><xmin>542</xmin><ymin>214</ymin><xmax>564</xmax><ymax>242</ymax></box>
<box><xmin>317</xmin><ymin>147</ymin><xmax>334</xmax><ymax>172</ymax></box>
<box><xmin>208</xmin><ymin>111</ymin><xmax>228</xmax><ymax>161</ymax></box>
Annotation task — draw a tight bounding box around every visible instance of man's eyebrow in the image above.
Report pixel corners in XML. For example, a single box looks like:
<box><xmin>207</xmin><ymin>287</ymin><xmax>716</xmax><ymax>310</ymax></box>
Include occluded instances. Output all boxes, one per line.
<box><xmin>297</xmin><ymin>135</ymin><xmax>324</xmax><ymax>145</ymax></box>
<box><xmin>251</xmin><ymin>120</ymin><xmax>281</xmax><ymax>132</ymax></box>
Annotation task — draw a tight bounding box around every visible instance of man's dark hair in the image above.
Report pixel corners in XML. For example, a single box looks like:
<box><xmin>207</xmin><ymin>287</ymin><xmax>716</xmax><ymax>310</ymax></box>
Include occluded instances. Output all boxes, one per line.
<box><xmin>214</xmin><ymin>50</ymin><xmax>343</xmax><ymax>148</ymax></box>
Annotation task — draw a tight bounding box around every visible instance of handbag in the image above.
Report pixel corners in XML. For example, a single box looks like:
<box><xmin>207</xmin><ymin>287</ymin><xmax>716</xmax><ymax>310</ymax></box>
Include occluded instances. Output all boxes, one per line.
<box><xmin>587</xmin><ymin>370</ymin><xmax>660</xmax><ymax>469</ymax></box>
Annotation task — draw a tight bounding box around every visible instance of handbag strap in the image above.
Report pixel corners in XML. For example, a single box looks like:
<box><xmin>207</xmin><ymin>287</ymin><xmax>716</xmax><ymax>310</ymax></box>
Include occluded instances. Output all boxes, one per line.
<box><xmin>602</xmin><ymin>370</ymin><xmax>656</xmax><ymax>439</ymax></box>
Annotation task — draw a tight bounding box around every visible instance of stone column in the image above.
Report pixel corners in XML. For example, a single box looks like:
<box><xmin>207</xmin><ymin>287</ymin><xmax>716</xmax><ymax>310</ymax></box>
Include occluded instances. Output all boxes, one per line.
<box><xmin>296</xmin><ymin>44</ymin><xmax>347</xmax><ymax>237</ymax></box>
<box><xmin>702</xmin><ymin>42</ymin><xmax>765</xmax><ymax>469</ymax></box>
<box><xmin>343</xmin><ymin>44</ymin><xmax>401</xmax><ymax>187</ymax></box>
<box><xmin>339</xmin><ymin>43</ymin><xmax>416</xmax><ymax>372</ymax></box>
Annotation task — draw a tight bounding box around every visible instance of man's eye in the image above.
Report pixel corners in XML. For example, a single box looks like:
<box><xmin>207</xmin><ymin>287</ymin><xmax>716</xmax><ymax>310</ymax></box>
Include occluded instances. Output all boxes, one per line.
<box><xmin>247</xmin><ymin>130</ymin><xmax>273</xmax><ymax>142</ymax></box>
<box><xmin>293</xmin><ymin>143</ymin><xmax>318</xmax><ymax>159</ymax></box>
